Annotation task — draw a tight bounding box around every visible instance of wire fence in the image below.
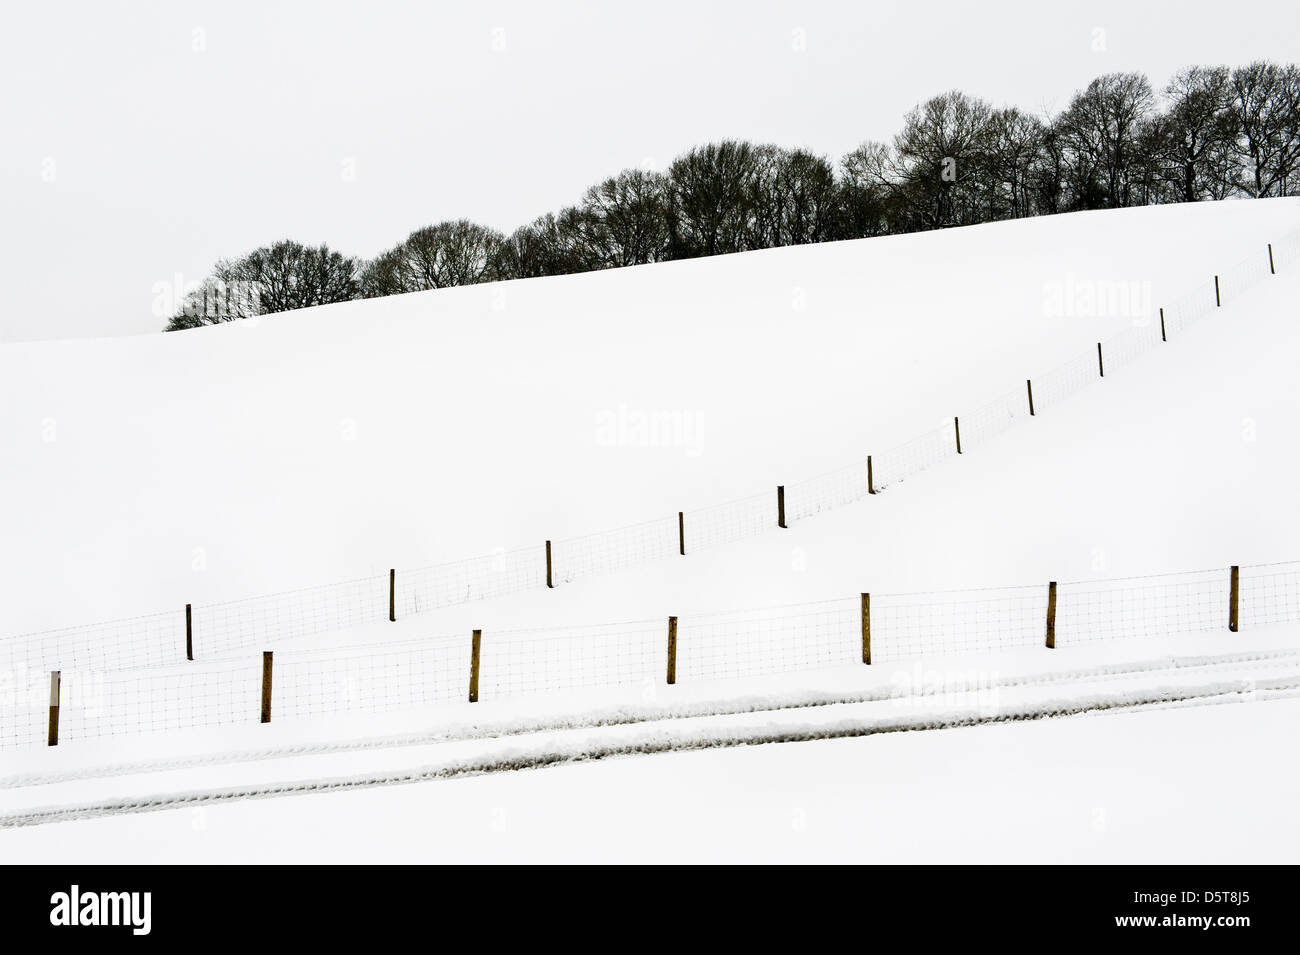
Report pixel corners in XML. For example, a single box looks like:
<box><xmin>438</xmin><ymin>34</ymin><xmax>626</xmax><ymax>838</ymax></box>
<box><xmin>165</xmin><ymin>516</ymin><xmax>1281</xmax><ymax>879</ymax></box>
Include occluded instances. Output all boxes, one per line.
<box><xmin>683</xmin><ymin>491</ymin><xmax>773</xmax><ymax>552</ymax></box>
<box><xmin>482</xmin><ymin>619</ymin><xmax>665</xmax><ymax>698</ymax></box>
<box><xmin>5</xmin><ymin>559</ymin><xmax>1299</xmax><ymax>751</ymax></box>
<box><xmin>550</xmin><ymin>520</ymin><xmax>678</xmax><ymax>585</ymax></box>
<box><xmin>3</xmin><ymin>233</ymin><xmax>1297</xmax><ymax>679</ymax></box>
<box><xmin>398</xmin><ymin>546</ymin><xmax>546</xmax><ymax>615</ymax></box>
<box><xmin>1053</xmin><ymin>568</ymin><xmax>1229</xmax><ymax>645</ymax></box>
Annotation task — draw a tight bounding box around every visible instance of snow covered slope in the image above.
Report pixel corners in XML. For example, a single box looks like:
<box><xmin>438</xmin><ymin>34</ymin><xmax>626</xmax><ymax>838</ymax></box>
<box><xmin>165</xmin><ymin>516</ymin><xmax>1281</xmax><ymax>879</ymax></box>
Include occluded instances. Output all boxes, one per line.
<box><xmin>3</xmin><ymin>199</ymin><xmax>1300</xmax><ymax>862</ymax></box>
<box><xmin>2</xmin><ymin>199</ymin><xmax>1296</xmax><ymax>636</ymax></box>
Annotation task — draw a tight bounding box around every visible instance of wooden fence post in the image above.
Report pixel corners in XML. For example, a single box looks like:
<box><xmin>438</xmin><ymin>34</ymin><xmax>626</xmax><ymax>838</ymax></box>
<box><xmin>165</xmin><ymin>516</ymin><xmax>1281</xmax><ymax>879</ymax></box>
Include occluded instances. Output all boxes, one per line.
<box><xmin>777</xmin><ymin>486</ymin><xmax>786</xmax><ymax>528</ymax></box>
<box><xmin>389</xmin><ymin>568</ymin><xmax>396</xmax><ymax>622</ymax></box>
<box><xmin>185</xmin><ymin>603</ymin><xmax>193</xmax><ymax>661</ymax></box>
<box><xmin>861</xmin><ymin>593</ymin><xmax>871</xmax><ymax>665</ymax></box>
<box><xmin>545</xmin><ymin>540</ymin><xmax>553</xmax><ymax>588</ymax></box>
<box><xmin>1026</xmin><ymin>379</ymin><xmax>1035</xmax><ymax>416</ymax></box>
<box><xmin>1045</xmin><ymin>581</ymin><xmax>1057</xmax><ymax>649</ymax></box>
<box><xmin>867</xmin><ymin>455</ymin><xmax>875</xmax><ymax>495</ymax></box>
<box><xmin>47</xmin><ymin>671</ymin><xmax>60</xmax><ymax>746</ymax></box>
<box><xmin>667</xmin><ymin>616</ymin><xmax>677</xmax><ymax>685</ymax></box>
<box><xmin>1097</xmin><ymin>342</ymin><xmax>1104</xmax><ymax>377</ymax></box>
<box><xmin>1268</xmin><ymin>244</ymin><xmax>1275</xmax><ymax>275</ymax></box>
<box><xmin>678</xmin><ymin>511</ymin><xmax>685</xmax><ymax>556</ymax></box>
<box><xmin>1229</xmin><ymin>565</ymin><xmax>1239</xmax><ymax>633</ymax></box>
<box><xmin>260</xmin><ymin>651</ymin><xmax>273</xmax><ymax>724</ymax></box>
<box><xmin>1160</xmin><ymin>307</ymin><xmax>1166</xmax><ymax>342</ymax></box>
<box><xmin>1215</xmin><ymin>275</ymin><xmax>1221</xmax><ymax>307</ymax></box>
<box><xmin>954</xmin><ymin>416</ymin><xmax>962</xmax><ymax>454</ymax></box>
<box><xmin>469</xmin><ymin>629</ymin><xmax>482</xmax><ymax>702</ymax></box>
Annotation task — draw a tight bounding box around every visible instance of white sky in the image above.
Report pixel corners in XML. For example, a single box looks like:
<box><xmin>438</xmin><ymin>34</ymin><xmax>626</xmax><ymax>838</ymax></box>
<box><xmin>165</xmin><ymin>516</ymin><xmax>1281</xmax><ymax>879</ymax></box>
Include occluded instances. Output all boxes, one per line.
<box><xmin>1</xmin><ymin>0</ymin><xmax>1297</xmax><ymax>341</ymax></box>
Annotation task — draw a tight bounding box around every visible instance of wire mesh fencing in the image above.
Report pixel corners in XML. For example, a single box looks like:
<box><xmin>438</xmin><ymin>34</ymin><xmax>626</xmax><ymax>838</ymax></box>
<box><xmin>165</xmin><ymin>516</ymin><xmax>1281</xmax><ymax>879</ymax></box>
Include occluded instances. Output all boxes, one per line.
<box><xmin>397</xmin><ymin>546</ymin><xmax>546</xmax><ymax>616</ymax></box>
<box><xmin>481</xmin><ymin>619</ymin><xmax>665</xmax><ymax>698</ymax></box>
<box><xmin>870</xmin><ymin>421</ymin><xmax>958</xmax><ymax>491</ymax></box>
<box><xmin>0</xmin><ymin>667</ymin><xmax>51</xmax><ymax>749</ymax></box>
<box><xmin>194</xmin><ymin>573</ymin><xmax>389</xmax><ymax>658</ymax></box>
<box><xmin>0</xmin><ymin>611</ymin><xmax>180</xmax><ymax>675</ymax></box>
<box><xmin>959</xmin><ymin>386</ymin><xmax>1035</xmax><ymax>453</ymax></box>
<box><xmin>10</xmin><ymin>559</ymin><xmax>1300</xmax><ymax>752</ymax></box>
<box><xmin>274</xmin><ymin>637</ymin><xmax>467</xmax><ymax>721</ymax></box>
<box><xmin>58</xmin><ymin>660</ymin><xmax>262</xmax><ymax>744</ymax></box>
<box><xmin>871</xmin><ymin>585</ymin><xmax>1049</xmax><ymax>662</ymax></box>
<box><xmin>785</xmin><ymin>460</ymin><xmax>873</xmax><ymax>522</ymax></box>
<box><xmin>683</xmin><ymin>491</ymin><xmax>774</xmax><ymax>552</ymax></box>
<box><xmin>676</xmin><ymin>599</ymin><xmax>860</xmax><ymax>682</ymax></box>
<box><xmin>1239</xmin><ymin>560</ymin><xmax>1300</xmax><ymax>630</ymax></box>
<box><xmin>1054</xmin><ymin>568</ymin><xmax>1229</xmax><ymax>646</ymax></box>
<box><xmin>550</xmin><ymin>519</ymin><xmax>679</xmax><ymax>585</ymax></box>
<box><xmin>1031</xmin><ymin>350</ymin><xmax>1099</xmax><ymax>414</ymax></box>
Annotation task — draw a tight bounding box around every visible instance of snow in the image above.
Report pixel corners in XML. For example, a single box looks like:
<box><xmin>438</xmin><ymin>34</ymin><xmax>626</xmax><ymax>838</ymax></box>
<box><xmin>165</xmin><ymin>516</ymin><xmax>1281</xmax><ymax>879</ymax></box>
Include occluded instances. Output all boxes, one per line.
<box><xmin>3</xmin><ymin>199</ymin><xmax>1296</xmax><ymax>632</ymax></box>
<box><xmin>4</xmin><ymin>686</ymin><xmax>1298</xmax><ymax>862</ymax></box>
<box><xmin>2</xmin><ymin>198</ymin><xmax>1299</xmax><ymax>861</ymax></box>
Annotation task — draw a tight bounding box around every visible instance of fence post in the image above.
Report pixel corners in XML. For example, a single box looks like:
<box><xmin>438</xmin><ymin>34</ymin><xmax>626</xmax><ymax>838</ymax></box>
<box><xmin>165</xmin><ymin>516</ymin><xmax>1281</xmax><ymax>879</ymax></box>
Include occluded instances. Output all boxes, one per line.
<box><xmin>1045</xmin><ymin>581</ymin><xmax>1057</xmax><ymax>650</ymax></box>
<box><xmin>1160</xmin><ymin>307</ymin><xmax>1166</xmax><ymax>343</ymax></box>
<box><xmin>546</xmin><ymin>540</ymin><xmax>553</xmax><ymax>588</ymax></box>
<box><xmin>1097</xmin><ymin>342</ymin><xmax>1104</xmax><ymax>378</ymax></box>
<box><xmin>47</xmin><ymin>671</ymin><xmax>60</xmax><ymax>746</ymax></box>
<box><xmin>1026</xmin><ymin>379</ymin><xmax>1035</xmax><ymax>417</ymax></box>
<box><xmin>469</xmin><ymin>629</ymin><xmax>482</xmax><ymax>702</ymax></box>
<box><xmin>777</xmin><ymin>486</ymin><xmax>786</xmax><ymax>528</ymax></box>
<box><xmin>1268</xmin><ymin>244</ymin><xmax>1275</xmax><ymax>275</ymax></box>
<box><xmin>1215</xmin><ymin>275</ymin><xmax>1221</xmax><ymax>307</ymax></box>
<box><xmin>954</xmin><ymin>416</ymin><xmax>962</xmax><ymax>454</ymax></box>
<box><xmin>678</xmin><ymin>511</ymin><xmax>685</xmax><ymax>556</ymax></box>
<box><xmin>861</xmin><ymin>593</ymin><xmax>871</xmax><ymax>665</ymax></box>
<box><xmin>667</xmin><ymin>616</ymin><xmax>677</xmax><ymax>685</ymax></box>
<box><xmin>260</xmin><ymin>651</ymin><xmax>273</xmax><ymax>724</ymax></box>
<box><xmin>389</xmin><ymin>569</ymin><xmax>396</xmax><ymax>622</ymax></box>
<box><xmin>867</xmin><ymin>455</ymin><xmax>875</xmax><ymax>495</ymax></box>
<box><xmin>1229</xmin><ymin>565</ymin><xmax>1239</xmax><ymax>633</ymax></box>
<box><xmin>185</xmin><ymin>603</ymin><xmax>193</xmax><ymax>661</ymax></box>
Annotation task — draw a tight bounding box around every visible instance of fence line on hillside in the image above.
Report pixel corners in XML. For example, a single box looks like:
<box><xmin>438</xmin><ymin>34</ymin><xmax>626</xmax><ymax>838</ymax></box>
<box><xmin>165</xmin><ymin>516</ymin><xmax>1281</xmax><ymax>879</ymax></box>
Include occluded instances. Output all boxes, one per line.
<box><xmin>3</xmin><ymin>233</ymin><xmax>1298</xmax><ymax>678</ymax></box>
<box><xmin>5</xmin><ymin>558</ymin><xmax>1299</xmax><ymax>751</ymax></box>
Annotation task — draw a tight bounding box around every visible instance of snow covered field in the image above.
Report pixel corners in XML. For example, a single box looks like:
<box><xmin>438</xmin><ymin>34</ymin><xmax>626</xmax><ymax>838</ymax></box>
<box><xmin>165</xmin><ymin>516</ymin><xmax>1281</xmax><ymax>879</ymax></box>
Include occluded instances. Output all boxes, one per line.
<box><xmin>2</xmin><ymin>199</ymin><xmax>1299</xmax><ymax>861</ymax></box>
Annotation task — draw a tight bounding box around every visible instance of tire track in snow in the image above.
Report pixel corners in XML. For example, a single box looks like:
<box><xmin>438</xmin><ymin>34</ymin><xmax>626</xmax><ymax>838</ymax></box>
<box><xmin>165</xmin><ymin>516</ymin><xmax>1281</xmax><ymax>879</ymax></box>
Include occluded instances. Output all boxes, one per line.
<box><xmin>5</xmin><ymin>646</ymin><xmax>1298</xmax><ymax>790</ymax></box>
<box><xmin>3</xmin><ymin>675</ymin><xmax>1299</xmax><ymax>829</ymax></box>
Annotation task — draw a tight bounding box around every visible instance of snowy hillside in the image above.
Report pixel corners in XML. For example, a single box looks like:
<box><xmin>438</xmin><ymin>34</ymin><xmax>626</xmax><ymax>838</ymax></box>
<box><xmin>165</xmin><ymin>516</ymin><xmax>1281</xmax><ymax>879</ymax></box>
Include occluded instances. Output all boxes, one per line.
<box><xmin>2</xmin><ymin>199</ymin><xmax>1296</xmax><ymax>633</ymax></box>
<box><xmin>2</xmin><ymin>199</ymin><xmax>1299</xmax><ymax>862</ymax></box>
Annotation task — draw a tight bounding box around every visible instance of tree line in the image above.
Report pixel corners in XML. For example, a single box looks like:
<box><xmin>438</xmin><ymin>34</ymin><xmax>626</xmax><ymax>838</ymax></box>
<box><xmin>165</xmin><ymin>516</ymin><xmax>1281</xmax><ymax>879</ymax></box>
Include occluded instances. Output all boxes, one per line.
<box><xmin>165</xmin><ymin>60</ymin><xmax>1300</xmax><ymax>330</ymax></box>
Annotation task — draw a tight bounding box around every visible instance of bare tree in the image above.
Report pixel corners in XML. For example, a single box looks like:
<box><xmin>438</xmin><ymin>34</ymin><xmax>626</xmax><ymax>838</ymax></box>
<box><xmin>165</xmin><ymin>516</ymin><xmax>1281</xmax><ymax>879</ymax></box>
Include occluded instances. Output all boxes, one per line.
<box><xmin>1231</xmin><ymin>61</ymin><xmax>1300</xmax><ymax>197</ymax></box>
<box><xmin>1155</xmin><ymin>66</ymin><xmax>1241</xmax><ymax>202</ymax></box>
<box><xmin>1057</xmin><ymin>72</ymin><xmax>1155</xmax><ymax>209</ymax></box>
<box><xmin>163</xmin><ymin>273</ymin><xmax>260</xmax><ymax>331</ymax></box>
<box><xmin>982</xmin><ymin>108</ymin><xmax>1045</xmax><ymax>219</ymax></box>
<box><xmin>888</xmin><ymin>91</ymin><xmax>996</xmax><ymax>230</ymax></box>
<box><xmin>577</xmin><ymin>169</ymin><xmax>670</xmax><ymax>267</ymax></box>
<box><xmin>748</xmin><ymin>146</ymin><xmax>839</xmax><ymax>247</ymax></box>
<box><xmin>364</xmin><ymin>220</ymin><xmax>506</xmax><ymax>293</ymax></box>
<box><xmin>497</xmin><ymin>213</ymin><xmax>589</xmax><ymax>279</ymax></box>
<box><xmin>666</xmin><ymin>141</ymin><xmax>763</xmax><ymax>257</ymax></box>
<box><xmin>836</xmin><ymin>141</ymin><xmax>894</xmax><ymax>238</ymax></box>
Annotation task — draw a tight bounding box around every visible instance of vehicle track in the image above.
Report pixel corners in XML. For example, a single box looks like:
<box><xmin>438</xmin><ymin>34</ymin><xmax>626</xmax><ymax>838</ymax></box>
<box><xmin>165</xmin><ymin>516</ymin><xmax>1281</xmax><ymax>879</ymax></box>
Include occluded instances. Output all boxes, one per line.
<box><xmin>3</xmin><ymin>672</ymin><xmax>1298</xmax><ymax>829</ymax></box>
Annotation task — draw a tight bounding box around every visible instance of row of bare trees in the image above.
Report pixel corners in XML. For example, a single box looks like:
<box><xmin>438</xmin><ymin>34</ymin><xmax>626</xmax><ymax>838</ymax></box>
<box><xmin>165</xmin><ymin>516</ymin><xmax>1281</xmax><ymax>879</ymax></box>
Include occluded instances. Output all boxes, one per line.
<box><xmin>166</xmin><ymin>61</ymin><xmax>1299</xmax><ymax>330</ymax></box>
